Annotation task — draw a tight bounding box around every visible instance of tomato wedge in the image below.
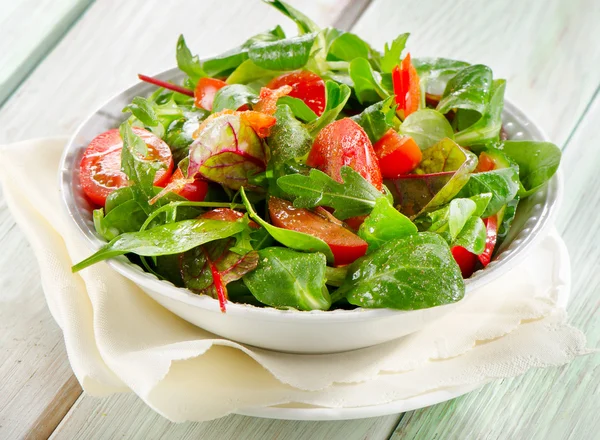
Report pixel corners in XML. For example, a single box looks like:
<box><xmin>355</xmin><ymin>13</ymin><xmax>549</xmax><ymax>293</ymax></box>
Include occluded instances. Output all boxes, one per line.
<box><xmin>475</xmin><ymin>152</ymin><xmax>496</xmax><ymax>172</ymax></box>
<box><xmin>373</xmin><ymin>130</ymin><xmax>422</xmax><ymax>178</ymax></box>
<box><xmin>268</xmin><ymin>197</ymin><xmax>368</xmax><ymax>266</ymax></box>
<box><xmin>307</xmin><ymin>118</ymin><xmax>383</xmax><ymax>190</ymax></box>
<box><xmin>392</xmin><ymin>53</ymin><xmax>421</xmax><ymax>119</ymax></box>
<box><xmin>194</xmin><ymin>77</ymin><xmax>227</xmax><ymax>111</ymax></box>
<box><xmin>451</xmin><ymin>246</ymin><xmax>478</xmax><ymax>278</ymax></box>
<box><xmin>168</xmin><ymin>168</ymin><xmax>209</xmax><ymax>202</ymax></box>
<box><xmin>201</xmin><ymin>208</ymin><xmax>259</xmax><ymax>228</ymax></box>
<box><xmin>478</xmin><ymin>215</ymin><xmax>499</xmax><ymax>267</ymax></box>
<box><xmin>79</xmin><ymin>127</ymin><xmax>173</xmax><ymax>206</ymax></box>
<box><xmin>267</xmin><ymin>71</ymin><xmax>326</xmax><ymax>116</ymax></box>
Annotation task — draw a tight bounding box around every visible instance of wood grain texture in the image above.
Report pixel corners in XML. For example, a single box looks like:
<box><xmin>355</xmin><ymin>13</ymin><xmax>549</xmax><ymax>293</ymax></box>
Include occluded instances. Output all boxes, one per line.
<box><xmin>50</xmin><ymin>393</ymin><xmax>399</xmax><ymax>440</ymax></box>
<box><xmin>0</xmin><ymin>0</ymin><xmax>93</xmax><ymax>106</ymax></box>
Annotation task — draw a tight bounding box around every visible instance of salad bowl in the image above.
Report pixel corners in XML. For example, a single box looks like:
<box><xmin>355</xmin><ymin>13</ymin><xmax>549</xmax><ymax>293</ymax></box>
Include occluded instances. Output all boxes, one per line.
<box><xmin>59</xmin><ymin>67</ymin><xmax>561</xmax><ymax>353</ymax></box>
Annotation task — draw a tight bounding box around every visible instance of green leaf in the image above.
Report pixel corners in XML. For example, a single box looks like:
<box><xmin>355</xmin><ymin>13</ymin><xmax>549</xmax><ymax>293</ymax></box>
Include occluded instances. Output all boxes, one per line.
<box><xmin>500</xmin><ymin>140</ymin><xmax>561</xmax><ymax>196</ymax></box>
<box><xmin>212</xmin><ymin>84</ymin><xmax>258</xmax><ymax>113</ymax></box>
<box><xmin>349</xmin><ymin>57</ymin><xmax>388</xmax><ymax>104</ymax></box>
<box><xmin>436</xmin><ymin>64</ymin><xmax>493</xmax><ymax>115</ymax></box>
<box><xmin>307</xmin><ymin>80</ymin><xmax>351</xmax><ymax>136</ymax></box>
<box><xmin>413</xmin><ymin>57</ymin><xmax>470</xmax><ymax>95</ymax></box>
<box><xmin>226</xmin><ymin>59</ymin><xmax>280</xmax><ymax>85</ymax></box>
<box><xmin>240</xmin><ymin>187</ymin><xmax>335</xmax><ymax>263</ymax></box>
<box><xmin>176</xmin><ymin>35</ymin><xmax>206</xmax><ymax>81</ymax></box>
<box><xmin>243</xmin><ymin>247</ymin><xmax>330</xmax><ymax>311</ymax></box>
<box><xmin>399</xmin><ymin>109</ymin><xmax>455</xmax><ymax>150</ymax></box>
<box><xmin>453</xmin><ymin>216</ymin><xmax>487</xmax><ymax>254</ymax></box>
<box><xmin>456</xmin><ymin>167</ymin><xmax>521</xmax><ymax>217</ymax></box>
<box><xmin>455</xmin><ymin>79</ymin><xmax>506</xmax><ymax>146</ymax></box>
<box><xmin>124</xmin><ymin>95</ymin><xmax>192</xmax><ymax>140</ymax></box>
<box><xmin>269</xmin><ymin>104</ymin><xmax>313</xmax><ymax>166</ymax></box>
<box><xmin>262</xmin><ymin>0</ymin><xmax>320</xmax><ymax>34</ymax></box>
<box><xmin>358</xmin><ymin>197</ymin><xmax>417</xmax><ymax>252</ymax></box>
<box><xmin>164</xmin><ymin>109</ymin><xmax>209</xmax><ymax>164</ymax></box>
<box><xmin>337</xmin><ymin>233</ymin><xmax>464</xmax><ymax>310</ymax></box>
<box><xmin>248</xmin><ymin>33</ymin><xmax>317</xmax><ymax>71</ymax></box>
<box><xmin>277</xmin><ymin>166</ymin><xmax>383</xmax><ymax>220</ymax></box>
<box><xmin>277</xmin><ymin>96</ymin><xmax>318</xmax><ymax>122</ymax></box>
<box><xmin>496</xmin><ymin>196</ymin><xmax>519</xmax><ymax>247</ymax></box>
<box><xmin>124</xmin><ymin>96</ymin><xmax>158</xmax><ymax>127</ymax></box>
<box><xmin>350</xmin><ymin>97</ymin><xmax>397</xmax><ymax>144</ymax></box>
<box><xmin>448</xmin><ymin>198</ymin><xmax>477</xmax><ymax>240</ymax></box>
<box><xmin>417</xmin><ymin>137</ymin><xmax>478</xmax><ymax>173</ymax></box>
<box><xmin>327</xmin><ymin>32</ymin><xmax>371</xmax><ymax>62</ymax></box>
<box><xmin>381</xmin><ymin>33</ymin><xmax>409</xmax><ymax>73</ymax></box>
<box><xmin>93</xmin><ymin>201</ymin><xmax>147</xmax><ymax>241</ymax></box>
<box><xmin>72</xmin><ymin>218</ymin><xmax>246</xmax><ymax>272</ymax></box>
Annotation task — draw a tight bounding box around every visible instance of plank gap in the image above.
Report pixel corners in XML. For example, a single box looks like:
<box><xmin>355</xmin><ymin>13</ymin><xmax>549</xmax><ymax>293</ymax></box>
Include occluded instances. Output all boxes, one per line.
<box><xmin>333</xmin><ymin>0</ymin><xmax>373</xmax><ymax>31</ymax></box>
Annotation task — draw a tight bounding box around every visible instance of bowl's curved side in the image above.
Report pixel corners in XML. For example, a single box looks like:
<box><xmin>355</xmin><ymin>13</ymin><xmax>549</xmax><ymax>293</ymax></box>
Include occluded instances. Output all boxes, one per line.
<box><xmin>59</xmin><ymin>68</ymin><xmax>562</xmax><ymax>352</ymax></box>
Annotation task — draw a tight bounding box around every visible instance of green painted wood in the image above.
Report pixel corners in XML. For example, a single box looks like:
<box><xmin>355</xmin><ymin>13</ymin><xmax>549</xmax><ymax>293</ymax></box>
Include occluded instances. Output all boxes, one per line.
<box><xmin>0</xmin><ymin>0</ymin><xmax>94</xmax><ymax>107</ymax></box>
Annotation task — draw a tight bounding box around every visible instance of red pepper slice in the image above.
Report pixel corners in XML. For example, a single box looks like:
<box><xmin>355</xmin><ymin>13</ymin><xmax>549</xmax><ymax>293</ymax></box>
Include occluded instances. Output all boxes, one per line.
<box><xmin>391</xmin><ymin>53</ymin><xmax>421</xmax><ymax>119</ymax></box>
<box><xmin>478</xmin><ymin>215</ymin><xmax>499</xmax><ymax>267</ymax></box>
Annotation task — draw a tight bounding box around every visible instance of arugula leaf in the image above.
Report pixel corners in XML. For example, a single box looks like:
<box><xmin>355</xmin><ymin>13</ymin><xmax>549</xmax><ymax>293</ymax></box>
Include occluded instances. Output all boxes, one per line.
<box><xmin>456</xmin><ymin>167</ymin><xmax>520</xmax><ymax>217</ymax></box>
<box><xmin>212</xmin><ymin>84</ymin><xmax>258</xmax><ymax>112</ymax></box>
<box><xmin>277</xmin><ymin>96</ymin><xmax>318</xmax><ymax>122</ymax></box>
<box><xmin>176</xmin><ymin>35</ymin><xmax>206</xmax><ymax>82</ymax></box>
<box><xmin>123</xmin><ymin>95</ymin><xmax>190</xmax><ymax>139</ymax></box>
<box><xmin>243</xmin><ymin>247</ymin><xmax>330</xmax><ymax>311</ymax></box>
<box><xmin>337</xmin><ymin>233</ymin><xmax>464</xmax><ymax>310</ymax></box>
<box><xmin>358</xmin><ymin>197</ymin><xmax>417</xmax><ymax>252</ymax></box>
<box><xmin>306</xmin><ymin>80</ymin><xmax>351</xmax><ymax>136</ymax></box>
<box><xmin>72</xmin><ymin>218</ymin><xmax>246</xmax><ymax>272</ymax></box>
<box><xmin>413</xmin><ymin>57</ymin><xmax>470</xmax><ymax>96</ymax></box>
<box><xmin>181</xmin><ymin>238</ymin><xmax>259</xmax><ymax>298</ymax></box>
<box><xmin>349</xmin><ymin>57</ymin><xmax>388</xmax><ymax>104</ymax></box>
<box><xmin>350</xmin><ymin>97</ymin><xmax>397</xmax><ymax>144</ymax></box>
<box><xmin>455</xmin><ymin>79</ymin><xmax>506</xmax><ymax>146</ymax></box>
<box><xmin>240</xmin><ymin>187</ymin><xmax>335</xmax><ymax>263</ymax></box>
<box><xmin>436</xmin><ymin>64</ymin><xmax>493</xmax><ymax>115</ymax></box>
<box><xmin>248</xmin><ymin>33</ymin><xmax>317</xmax><ymax>71</ymax></box>
<box><xmin>500</xmin><ymin>140</ymin><xmax>561</xmax><ymax>196</ymax></box>
<box><xmin>262</xmin><ymin>0</ymin><xmax>320</xmax><ymax>34</ymax></box>
<box><xmin>381</xmin><ymin>33</ymin><xmax>409</xmax><ymax>73</ymax></box>
<box><xmin>399</xmin><ymin>109</ymin><xmax>454</xmax><ymax>150</ymax></box>
<box><xmin>277</xmin><ymin>166</ymin><xmax>383</xmax><ymax>220</ymax></box>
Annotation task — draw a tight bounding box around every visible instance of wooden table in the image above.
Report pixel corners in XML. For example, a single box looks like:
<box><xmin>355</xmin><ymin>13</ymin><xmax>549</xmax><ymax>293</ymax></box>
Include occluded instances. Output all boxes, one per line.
<box><xmin>0</xmin><ymin>1</ymin><xmax>598</xmax><ymax>438</ymax></box>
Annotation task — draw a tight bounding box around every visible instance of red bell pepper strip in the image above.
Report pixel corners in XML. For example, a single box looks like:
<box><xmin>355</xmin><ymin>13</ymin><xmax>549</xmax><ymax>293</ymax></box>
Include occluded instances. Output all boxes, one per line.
<box><xmin>478</xmin><ymin>215</ymin><xmax>499</xmax><ymax>267</ymax></box>
<box><xmin>391</xmin><ymin>53</ymin><xmax>421</xmax><ymax>119</ymax></box>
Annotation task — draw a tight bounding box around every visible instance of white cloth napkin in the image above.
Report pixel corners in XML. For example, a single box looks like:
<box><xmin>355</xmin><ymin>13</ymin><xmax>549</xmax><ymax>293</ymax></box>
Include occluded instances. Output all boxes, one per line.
<box><xmin>0</xmin><ymin>138</ymin><xmax>590</xmax><ymax>422</ymax></box>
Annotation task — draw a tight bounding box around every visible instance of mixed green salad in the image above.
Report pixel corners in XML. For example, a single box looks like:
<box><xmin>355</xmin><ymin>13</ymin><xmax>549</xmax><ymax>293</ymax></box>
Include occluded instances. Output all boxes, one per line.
<box><xmin>72</xmin><ymin>0</ymin><xmax>561</xmax><ymax>313</ymax></box>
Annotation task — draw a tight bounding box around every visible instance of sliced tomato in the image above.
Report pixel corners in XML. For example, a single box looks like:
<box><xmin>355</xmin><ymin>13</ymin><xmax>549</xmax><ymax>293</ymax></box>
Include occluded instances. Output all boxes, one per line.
<box><xmin>194</xmin><ymin>77</ymin><xmax>227</xmax><ymax>111</ymax></box>
<box><xmin>373</xmin><ymin>130</ymin><xmax>422</xmax><ymax>178</ymax></box>
<box><xmin>307</xmin><ymin>118</ymin><xmax>383</xmax><ymax>190</ymax></box>
<box><xmin>392</xmin><ymin>53</ymin><xmax>421</xmax><ymax>119</ymax></box>
<box><xmin>79</xmin><ymin>127</ymin><xmax>173</xmax><ymax>206</ymax></box>
<box><xmin>268</xmin><ymin>197</ymin><xmax>368</xmax><ymax>266</ymax></box>
<box><xmin>267</xmin><ymin>71</ymin><xmax>326</xmax><ymax>116</ymax></box>
<box><xmin>201</xmin><ymin>208</ymin><xmax>259</xmax><ymax>228</ymax></box>
<box><xmin>451</xmin><ymin>246</ymin><xmax>479</xmax><ymax>279</ymax></box>
<box><xmin>478</xmin><ymin>215</ymin><xmax>499</xmax><ymax>267</ymax></box>
<box><xmin>475</xmin><ymin>152</ymin><xmax>496</xmax><ymax>173</ymax></box>
<box><xmin>168</xmin><ymin>168</ymin><xmax>209</xmax><ymax>202</ymax></box>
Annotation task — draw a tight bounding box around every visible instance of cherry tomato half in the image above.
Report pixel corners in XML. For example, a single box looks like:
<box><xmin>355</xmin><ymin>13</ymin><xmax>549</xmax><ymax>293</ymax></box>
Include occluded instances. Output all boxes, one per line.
<box><xmin>194</xmin><ymin>77</ymin><xmax>227</xmax><ymax>111</ymax></box>
<box><xmin>475</xmin><ymin>152</ymin><xmax>496</xmax><ymax>173</ymax></box>
<box><xmin>201</xmin><ymin>208</ymin><xmax>258</xmax><ymax>228</ymax></box>
<box><xmin>268</xmin><ymin>197</ymin><xmax>368</xmax><ymax>266</ymax></box>
<box><xmin>307</xmin><ymin>118</ymin><xmax>383</xmax><ymax>190</ymax></box>
<box><xmin>373</xmin><ymin>130</ymin><xmax>422</xmax><ymax>178</ymax></box>
<box><xmin>79</xmin><ymin>128</ymin><xmax>173</xmax><ymax>206</ymax></box>
<box><xmin>168</xmin><ymin>168</ymin><xmax>209</xmax><ymax>202</ymax></box>
<box><xmin>267</xmin><ymin>71</ymin><xmax>326</xmax><ymax>116</ymax></box>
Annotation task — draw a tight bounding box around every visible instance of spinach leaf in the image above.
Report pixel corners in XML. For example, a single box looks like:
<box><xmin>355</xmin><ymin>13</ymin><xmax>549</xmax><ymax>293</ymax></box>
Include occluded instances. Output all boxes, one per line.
<box><xmin>248</xmin><ymin>33</ymin><xmax>317</xmax><ymax>71</ymax></box>
<box><xmin>496</xmin><ymin>196</ymin><xmax>519</xmax><ymax>247</ymax></box>
<box><xmin>181</xmin><ymin>238</ymin><xmax>259</xmax><ymax>298</ymax></box>
<box><xmin>262</xmin><ymin>0</ymin><xmax>320</xmax><ymax>34</ymax></box>
<box><xmin>176</xmin><ymin>35</ymin><xmax>206</xmax><ymax>82</ymax></box>
<box><xmin>337</xmin><ymin>233</ymin><xmax>464</xmax><ymax>310</ymax></box>
<box><xmin>399</xmin><ymin>109</ymin><xmax>454</xmax><ymax>150</ymax></box>
<box><xmin>456</xmin><ymin>167</ymin><xmax>520</xmax><ymax>217</ymax></box>
<box><xmin>277</xmin><ymin>166</ymin><xmax>383</xmax><ymax>220</ymax></box>
<box><xmin>349</xmin><ymin>57</ymin><xmax>388</xmax><ymax>104</ymax></box>
<box><xmin>226</xmin><ymin>59</ymin><xmax>280</xmax><ymax>86</ymax></box>
<box><xmin>455</xmin><ymin>79</ymin><xmax>506</xmax><ymax>146</ymax></box>
<box><xmin>327</xmin><ymin>32</ymin><xmax>372</xmax><ymax>62</ymax></box>
<box><xmin>212</xmin><ymin>84</ymin><xmax>258</xmax><ymax>112</ymax></box>
<box><xmin>350</xmin><ymin>97</ymin><xmax>397</xmax><ymax>144</ymax></box>
<box><xmin>72</xmin><ymin>218</ymin><xmax>246</xmax><ymax>272</ymax></box>
<box><xmin>307</xmin><ymin>81</ymin><xmax>351</xmax><ymax>136</ymax></box>
<box><xmin>500</xmin><ymin>140</ymin><xmax>561</xmax><ymax>196</ymax></box>
<box><xmin>93</xmin><ymin>201</ymin><xmax>147</xmax><ymax>241</ymax></box>
<box><xmin>240</xmin><ymin>187</ymin><xmax>335</xmax><ymax>263</ymax></box>
<box><xmin>381</xmin><ymin>33</ymin><xmax>409</xmax><ymax>73</ymax></box>
<box><xmin>243</xmin><ymin>247</ymin><xmax>330</xmax><ymax>311</ymax></box>
<box><xmin>358</xmin><ymin>197</ymin><xmax>417</xmax><ymax>252</ymax></box>
<box><xmin>413</xmin><ymin>57</ymin><xmax>470</xmax><ymax>96</ymax></box>
<box><xmin>436</xmin><ymin>64</ymin><xmax>493</xmax><ymax>115</ymax></box>
<box><xmin>277</xmin><ymin>96</ymin><xmax>318</xmax><ymax>122</ymax></box>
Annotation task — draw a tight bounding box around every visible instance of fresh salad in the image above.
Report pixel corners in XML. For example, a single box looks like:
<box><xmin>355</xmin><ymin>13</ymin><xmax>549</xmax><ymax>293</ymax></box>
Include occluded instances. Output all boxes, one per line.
<box><xmin>72</xmin><ymin>0</ymin><xmax>561</xmax><ymax>313</ymax></box>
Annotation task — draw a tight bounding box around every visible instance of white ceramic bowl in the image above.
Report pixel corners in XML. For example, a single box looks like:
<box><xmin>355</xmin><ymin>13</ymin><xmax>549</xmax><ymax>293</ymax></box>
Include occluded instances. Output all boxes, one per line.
<box><xmin>59</xmin><ymin>68</ymin><xmax>562</xmax><ymax>353</ymax></box>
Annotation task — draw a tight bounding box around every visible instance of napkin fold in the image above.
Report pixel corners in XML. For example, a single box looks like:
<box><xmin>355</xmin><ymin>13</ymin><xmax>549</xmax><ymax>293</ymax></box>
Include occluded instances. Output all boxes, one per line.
<box><xmin>0</xmin><ymin>138</ymin><xmax>590</xmax><ymax>422</ymax></box>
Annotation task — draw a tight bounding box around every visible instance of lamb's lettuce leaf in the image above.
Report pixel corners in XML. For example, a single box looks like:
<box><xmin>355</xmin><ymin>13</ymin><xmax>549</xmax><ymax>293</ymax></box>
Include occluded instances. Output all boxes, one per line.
<box><xmin>357</xmin><ymin>197</ymin><xmax>417</xmax><ymax>252</ymax></box>
<box><xmin>399</xmin><ymin>109</ymin><xmax>454</xmax><ymax>150</ymax></box>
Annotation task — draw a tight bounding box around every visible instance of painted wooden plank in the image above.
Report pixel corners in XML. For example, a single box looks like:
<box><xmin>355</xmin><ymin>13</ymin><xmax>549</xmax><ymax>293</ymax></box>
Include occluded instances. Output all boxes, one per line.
<box><xmin>389</xmin><ymin>90</ymin><xmax>600</xmax><ymax>440</ymax></box>
<box><xmin>50</xmin><ymin>393</ymin><xmax>399</xmax><ymax>440</ymax></box>
<box><xmin>0</xmin><ymin>0</ymin><xmax>93</xmax><ymax>106</ymax></box>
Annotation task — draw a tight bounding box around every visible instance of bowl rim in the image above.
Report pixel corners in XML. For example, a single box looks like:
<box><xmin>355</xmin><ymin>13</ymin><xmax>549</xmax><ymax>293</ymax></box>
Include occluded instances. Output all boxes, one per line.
<box><xmin>59</xmin><ymin>67</ymin><xmax>563</xmax><ymax>322</ymax></box>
